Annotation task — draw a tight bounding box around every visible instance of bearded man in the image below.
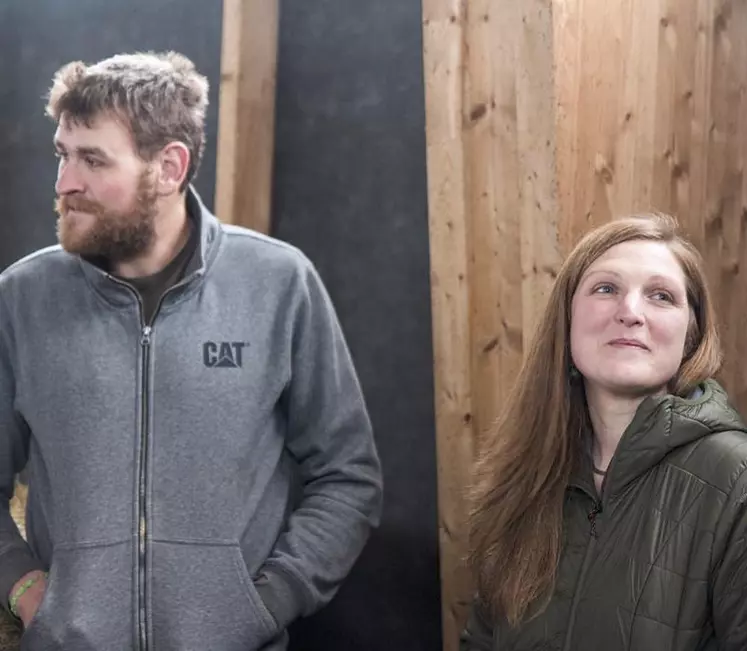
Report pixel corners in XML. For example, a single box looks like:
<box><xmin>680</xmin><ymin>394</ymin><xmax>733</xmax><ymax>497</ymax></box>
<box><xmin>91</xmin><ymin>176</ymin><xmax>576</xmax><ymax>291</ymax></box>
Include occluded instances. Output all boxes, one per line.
<box><xmin>0</xmin><ymin>51</ymin><xmax>382</xmax><ymax>651</ymax></box>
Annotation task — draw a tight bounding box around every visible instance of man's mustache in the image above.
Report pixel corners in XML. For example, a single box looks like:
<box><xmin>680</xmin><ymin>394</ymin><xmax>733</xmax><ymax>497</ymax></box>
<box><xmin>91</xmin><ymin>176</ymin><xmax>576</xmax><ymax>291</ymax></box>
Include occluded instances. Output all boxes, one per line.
<box><xmin>55</xmin><ymin>196</ymin><xmax>102</xmax><ymax>216</ymax></box>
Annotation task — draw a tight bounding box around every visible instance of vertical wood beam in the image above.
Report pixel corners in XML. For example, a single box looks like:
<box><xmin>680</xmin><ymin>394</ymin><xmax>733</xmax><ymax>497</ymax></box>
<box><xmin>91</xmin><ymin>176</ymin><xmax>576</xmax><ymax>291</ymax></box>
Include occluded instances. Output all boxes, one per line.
<box><xmin>422</xmin><ymin>2</ymin><xmax>474</xmax><ymax>649</ymax></box>
<box><xmin>423</xmin><ymin>1</ymin><xmax>559</xmax><ymax>648</ymax></box>
<box><xmin>215</xmin><ymin>0</ymin><xmax>279</xmax><ymax>233</ymax></box>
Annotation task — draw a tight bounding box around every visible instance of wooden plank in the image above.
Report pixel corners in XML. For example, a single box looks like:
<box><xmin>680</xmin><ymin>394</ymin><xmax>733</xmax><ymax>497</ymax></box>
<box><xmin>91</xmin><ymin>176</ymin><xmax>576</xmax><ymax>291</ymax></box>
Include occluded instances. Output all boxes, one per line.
<box><xmin>553</xmin><ymin>0</ymin><xmax>582</xmax><ymax>254</ymax></box>
<box><xmin>424</xmin><ymin>5</ymin><xmax>561</xmax><ymax>651</ymax></box>
<box><xmin>669</xmin><ymin>0</ymin><xmax>698</xmax><ymax>244</ymax></box>
<box><xmin>555</xmin><ymin>0</ymin><xmax>628</xmax><ymax>251</ymax></box>
<box><xmin>735</xmin><ymin>0</ymin><xmax>747</xmax><ymax>407</ymax></box>
<box><xmin>702</xmin><ymin>0</ymin><xmax>727</xmax><ymax>385</ymax></box>
<box><xmin>515</xmin><ymin>0</ymin><xmax>562</xmax><ymax>339</ymax></box>
<box><xmin>214</xmin><ymin>0</ymin><xmax>279</xmax><ymax>233</ymax></box>
<box><xmin>465</xmin><ymin>0</ymin><xmax>513</xmax><ymax>438</ymax></box>
<box><xmin>711</xmin><ymin>0</ymin><xmax>745</xmax><ymax>402</ymax></box>
<box><xmin>483</xmin><ymin>0</ymin><xmax>524</xmax><ymax>406</ymax></box>
<box><xmin>422</xmin><ymin>1</ymin><xmax>474</xmax><ymax>649</ymax></box>
<box><xmin>689</xmin><ymin>0</ymin><xmax>716</xmax><ymax>252</ymax></box>
<box><xmin>627</xmin><ymin>0</ymin><xmax>660</xmax><ymax>211</ymax></box>
<box><xmin>651</xmin><ymin>0</ymin><xmax>677</xmax><ymax>214</ymax></box>
<box><xmin>215</xmin><ymin>0</ymin><xmax>242</xmax><ymax>225</ymax></box>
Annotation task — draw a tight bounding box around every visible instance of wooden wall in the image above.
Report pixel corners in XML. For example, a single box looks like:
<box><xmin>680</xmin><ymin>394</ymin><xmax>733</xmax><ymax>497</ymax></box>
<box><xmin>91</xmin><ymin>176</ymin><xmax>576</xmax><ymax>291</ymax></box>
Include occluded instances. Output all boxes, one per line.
<box><xmin>423</xmin><ymin>0</ymin><xmax>747</xmax><ymax>649</ymax></box>
<box><xmin>555</xmin><ymin>0</ymin><xmax>747</xmax><ymax>404</ymax></box>
<box><xmin>214</xmin><ymin>0</ymin><xmax>279</xmax><ymax>233</ymax></box>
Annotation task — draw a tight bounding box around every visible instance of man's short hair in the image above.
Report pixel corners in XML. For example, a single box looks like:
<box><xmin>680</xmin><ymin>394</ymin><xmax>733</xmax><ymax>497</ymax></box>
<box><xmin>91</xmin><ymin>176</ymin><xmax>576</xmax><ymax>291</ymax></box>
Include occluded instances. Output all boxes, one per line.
<box><xmin>47</xmin><ymin>51</ymin><xmax>209</xmax><ymax>191</ymax></box>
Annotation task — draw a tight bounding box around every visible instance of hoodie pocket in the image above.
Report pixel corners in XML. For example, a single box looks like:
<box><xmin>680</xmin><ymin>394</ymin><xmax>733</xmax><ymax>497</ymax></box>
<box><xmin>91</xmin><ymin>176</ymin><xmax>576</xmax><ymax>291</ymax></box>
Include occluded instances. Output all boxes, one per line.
<box><xmin>21</xmin><ymin>541</ymin><xmax>133</xmax><ymax>650</ymax></box>
<box><xmin>150</xmin><ymin>541</ymin><xmax>278</xmax><ymax>651</ymax></box>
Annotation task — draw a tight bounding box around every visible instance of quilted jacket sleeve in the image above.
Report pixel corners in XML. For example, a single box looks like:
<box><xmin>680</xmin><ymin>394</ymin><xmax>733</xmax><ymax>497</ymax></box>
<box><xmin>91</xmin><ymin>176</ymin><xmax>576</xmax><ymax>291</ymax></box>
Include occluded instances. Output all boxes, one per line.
<box><xmin>460</xmin><ymin>598</ymin><xmax>494</xmax><ymax>651</ymax></box>
<box><xmin>712</xmin><ymin>466</ymin><xmax>747</xmax><ymax>649</ymax></box>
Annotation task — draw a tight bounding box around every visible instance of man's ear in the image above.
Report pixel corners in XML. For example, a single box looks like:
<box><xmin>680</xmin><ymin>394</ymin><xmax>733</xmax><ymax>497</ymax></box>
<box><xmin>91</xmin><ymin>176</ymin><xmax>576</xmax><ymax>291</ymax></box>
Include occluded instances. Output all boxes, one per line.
<box><xmin>155</xmin><ymin>142</ymin><xmax>190</xmax><ymax>195</ymax></box>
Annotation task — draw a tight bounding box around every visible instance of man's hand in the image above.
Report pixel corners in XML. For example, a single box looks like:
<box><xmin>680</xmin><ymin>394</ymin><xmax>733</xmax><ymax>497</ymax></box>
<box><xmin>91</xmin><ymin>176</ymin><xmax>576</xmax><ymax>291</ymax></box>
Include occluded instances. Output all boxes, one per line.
<box><xmin>9</xmin><ymin>570</ymin><xmax>46</xmax><ymax>628</ymax></box>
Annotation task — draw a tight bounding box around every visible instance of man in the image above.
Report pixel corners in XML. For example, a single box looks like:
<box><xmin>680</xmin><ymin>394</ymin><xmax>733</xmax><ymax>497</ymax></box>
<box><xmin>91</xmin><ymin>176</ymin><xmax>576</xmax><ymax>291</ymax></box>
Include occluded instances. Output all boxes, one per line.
<box><xmin>0</xmin><ymin>52</ymin><xmax>382</xmax><ymax>650</ymax></box>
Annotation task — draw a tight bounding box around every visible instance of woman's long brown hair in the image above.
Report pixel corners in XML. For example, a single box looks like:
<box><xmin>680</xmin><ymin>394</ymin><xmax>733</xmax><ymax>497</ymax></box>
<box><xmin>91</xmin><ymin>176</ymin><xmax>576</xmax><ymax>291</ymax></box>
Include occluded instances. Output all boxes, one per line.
<box><xmin>468</xmin><ymin>214</ymin><xmax>722</xmax><ymax>626</ymax></box>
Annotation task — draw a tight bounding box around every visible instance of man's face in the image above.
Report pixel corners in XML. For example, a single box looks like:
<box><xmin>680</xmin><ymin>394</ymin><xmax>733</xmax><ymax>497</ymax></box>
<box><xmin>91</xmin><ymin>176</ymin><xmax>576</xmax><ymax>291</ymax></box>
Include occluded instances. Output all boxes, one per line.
<box><xmin>53</xmin><ymin>114</ymin><xmax>159</xmax><ymax>262</ymax></box>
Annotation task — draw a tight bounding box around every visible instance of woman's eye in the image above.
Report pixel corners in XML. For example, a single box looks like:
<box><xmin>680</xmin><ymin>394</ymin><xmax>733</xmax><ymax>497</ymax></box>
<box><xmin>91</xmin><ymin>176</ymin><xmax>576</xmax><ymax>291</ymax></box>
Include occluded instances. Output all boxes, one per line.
<box><xmin>593</xmin><ymin>283</ymin><xmax>615</xmax><ymax>294</ymax></box>
<box><xmin>652</xmin><ymin>291</ymin><xmax>674</xmax><ymax>303</ymax></box>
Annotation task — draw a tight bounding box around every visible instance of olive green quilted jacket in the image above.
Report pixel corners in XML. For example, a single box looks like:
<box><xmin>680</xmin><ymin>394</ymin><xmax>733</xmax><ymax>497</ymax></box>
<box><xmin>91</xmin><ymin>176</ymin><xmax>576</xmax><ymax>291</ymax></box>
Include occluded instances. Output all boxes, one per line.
<box><xmin>461</xmin><ymin>380</ymin><xmax>747</xmax><ymax>651</ymax></box>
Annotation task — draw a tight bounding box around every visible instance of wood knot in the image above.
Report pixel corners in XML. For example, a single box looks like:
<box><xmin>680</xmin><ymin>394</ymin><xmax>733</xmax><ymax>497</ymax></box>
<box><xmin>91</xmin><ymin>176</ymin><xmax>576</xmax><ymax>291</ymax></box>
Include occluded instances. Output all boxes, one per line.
<box><xmin>470</xmin><ymin>103</ymin><xmax>488</xmax><ymax>122</ymax></box>
<box><xmin>672</xmin><ymin>161</ymin><xmax>688</xmax><ymax>179</ymax></box>
<box><xmin>483</xmin><ymin>338</ymin><xmax>498</xmax><ymax>353</ymax></box>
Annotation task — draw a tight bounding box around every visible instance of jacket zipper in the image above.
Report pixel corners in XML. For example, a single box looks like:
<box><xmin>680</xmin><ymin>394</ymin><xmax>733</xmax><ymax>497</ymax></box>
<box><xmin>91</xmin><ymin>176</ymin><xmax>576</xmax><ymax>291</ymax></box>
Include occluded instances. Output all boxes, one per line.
<box><xmin>137</xmin><ymin>323</ymin><xmax>152</xmax><ymax>651</ymax></box>
<box><xmin>587</xmin><ymin>500</ymin><xmax>603</xmax><ymax>539</ymax></box>
<box><xmin>107</xmin><ymin>271</ymin><xmax>197</xmax><ymax>650</ymax></box>
<box><xmin>561</xmin><ymin>496</ymin><xmax>603</xmax><ymax>651</ymax></box>
<box><xmin>136</xmin><ymin>288</ymin><xmax>180</xmax><ymax>650</ymax></box>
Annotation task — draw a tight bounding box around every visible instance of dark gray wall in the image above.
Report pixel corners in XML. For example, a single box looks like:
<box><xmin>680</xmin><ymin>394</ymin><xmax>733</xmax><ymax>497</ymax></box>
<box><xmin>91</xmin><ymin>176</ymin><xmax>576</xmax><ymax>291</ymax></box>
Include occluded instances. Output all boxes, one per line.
<box><xmin>273</xmin><ymin>2</ymin><xmax>440</xmax><ymax>650</ymax></box>
<box><xmin>0</xmin><ymin>1</ymin><xmax>441</xmax><ymax>649</ymax></box>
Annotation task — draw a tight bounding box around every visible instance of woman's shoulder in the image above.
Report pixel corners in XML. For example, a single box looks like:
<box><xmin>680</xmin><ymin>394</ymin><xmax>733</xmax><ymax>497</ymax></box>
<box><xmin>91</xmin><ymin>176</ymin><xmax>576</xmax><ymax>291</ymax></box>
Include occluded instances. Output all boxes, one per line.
<box><xmin>667</xmin><ymin>380</ymin><xmax>747</xmax><ymax>495</ymax></box>
<box><xmin>669</xmin><ymin>429</ymin><xmax>747</xmax><ymax>496</ymax></box>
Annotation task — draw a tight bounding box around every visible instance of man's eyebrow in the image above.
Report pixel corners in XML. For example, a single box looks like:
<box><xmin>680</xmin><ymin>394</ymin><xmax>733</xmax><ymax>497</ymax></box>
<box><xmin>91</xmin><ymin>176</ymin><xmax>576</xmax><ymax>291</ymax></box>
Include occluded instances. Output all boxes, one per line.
<box><xmin>76</xmin><ymin>146</ymin><xmax>109</xmax><ymax>158</ymax></box>
<box><xmin>53</xmin><ymin>140</ymin><xmax>109</xmax><ymax>159</ymax></box>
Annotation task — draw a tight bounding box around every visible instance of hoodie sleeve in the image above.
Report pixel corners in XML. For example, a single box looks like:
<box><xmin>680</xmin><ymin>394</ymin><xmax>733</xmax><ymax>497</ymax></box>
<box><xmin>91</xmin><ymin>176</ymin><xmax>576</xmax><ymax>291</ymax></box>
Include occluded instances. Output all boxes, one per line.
<box><xmin>712</xmin><ymin>464</ymin><xmax>747</xmax><ymax>649</ymax></box>
<box><xmin>253</xmin><ymin>256</ymin><xmax>383</xmax><ymax>631</ymax></box>
<box><xmin>0</xmin><ymin>290</ymin><xmax>45</xmax><ymax>608</ymax></box>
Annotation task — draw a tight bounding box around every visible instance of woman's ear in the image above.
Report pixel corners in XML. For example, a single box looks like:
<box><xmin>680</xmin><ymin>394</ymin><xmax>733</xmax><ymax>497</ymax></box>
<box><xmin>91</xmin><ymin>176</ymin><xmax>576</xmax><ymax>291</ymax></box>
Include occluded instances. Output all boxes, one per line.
<box><xmin>682</xmin><ymin>307</ymin><xmax>698</xmax><ymax>360</ymax></box>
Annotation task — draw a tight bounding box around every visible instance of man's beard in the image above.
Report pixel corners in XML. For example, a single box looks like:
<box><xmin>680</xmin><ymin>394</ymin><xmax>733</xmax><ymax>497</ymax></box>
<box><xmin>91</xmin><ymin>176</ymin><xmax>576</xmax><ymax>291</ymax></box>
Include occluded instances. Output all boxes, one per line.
<box><xmin>55</xmin><ymin>169</ymin><xmax>159</xmax><ymax>263</ymax></box>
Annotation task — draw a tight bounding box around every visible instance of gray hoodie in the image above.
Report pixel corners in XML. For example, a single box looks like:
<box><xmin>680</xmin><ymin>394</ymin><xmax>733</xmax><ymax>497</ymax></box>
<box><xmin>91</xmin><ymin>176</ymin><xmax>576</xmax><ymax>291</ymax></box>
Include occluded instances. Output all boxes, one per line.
<box><xmin>0</xmin><ymin>191</ymin><xmax>383</xmax><ymax>650</ymax></box>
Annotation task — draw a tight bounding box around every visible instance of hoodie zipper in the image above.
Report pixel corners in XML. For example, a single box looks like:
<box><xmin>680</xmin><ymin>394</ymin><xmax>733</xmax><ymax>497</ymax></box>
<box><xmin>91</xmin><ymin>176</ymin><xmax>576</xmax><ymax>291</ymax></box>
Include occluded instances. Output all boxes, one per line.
<box><xmin>106</xmin><ymin>264</ymin><xmax>201</xmax><ymax>650</ymax></box>
<box><xmin>134</xmin><ymin>285</ymin><xmax>195</xmax><ymax>650</ymax></box>
<box><xmin>137</xmin><ymin>323</ymin><xmax>152</xmax><ymax>651</ymax></box>
<box><xmin>106</xmin><ymin>284</ymin><xmax>162</xmax><ymax>651</ymax></box>
<box><xmin>99</xmin><ymin>277</ymin><xmax>154</xmax><ymax>651</ymax></box>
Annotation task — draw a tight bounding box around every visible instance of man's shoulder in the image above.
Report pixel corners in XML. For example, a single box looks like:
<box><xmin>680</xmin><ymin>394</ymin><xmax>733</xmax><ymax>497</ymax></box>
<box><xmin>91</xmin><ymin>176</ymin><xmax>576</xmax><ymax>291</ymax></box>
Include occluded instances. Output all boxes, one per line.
<box><xmin>218</xmin><ymin>223</ymin><xmax>313</xmax><ymax>274</ymax></box>
<box><xmin>220</xmin><ymin>223</ymin><xmax>303</xmax><ymax>256</ymax></box>
<box><xmin>0</xmin><ymin>245</ymin><xmax>78</xmax><ymax>289</ymax></box>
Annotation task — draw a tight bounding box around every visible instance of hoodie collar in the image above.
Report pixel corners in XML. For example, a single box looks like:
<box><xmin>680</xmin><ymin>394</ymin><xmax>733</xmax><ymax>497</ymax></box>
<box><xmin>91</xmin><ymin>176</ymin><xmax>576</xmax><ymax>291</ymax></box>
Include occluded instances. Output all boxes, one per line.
<box><xmin>77</xmin><ymin>186</ymin><xmax>222</xmax><ymax>309</ymax></box>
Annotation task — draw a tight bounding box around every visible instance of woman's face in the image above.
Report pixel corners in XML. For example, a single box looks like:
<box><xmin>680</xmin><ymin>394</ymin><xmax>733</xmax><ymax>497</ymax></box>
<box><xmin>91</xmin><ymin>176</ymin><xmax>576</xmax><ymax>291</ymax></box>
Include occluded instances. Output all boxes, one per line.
<box><xmin>570</xmin><ymin>240</ymin><xmax>692</xmax><ymax>397</ymax></box>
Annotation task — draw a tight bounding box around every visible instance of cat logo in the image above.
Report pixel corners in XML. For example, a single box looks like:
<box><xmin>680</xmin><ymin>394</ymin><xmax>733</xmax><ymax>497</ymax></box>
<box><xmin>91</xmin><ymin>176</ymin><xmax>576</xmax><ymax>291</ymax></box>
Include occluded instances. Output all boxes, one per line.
<box><xmin>203</xmin><ymin>341</ymin><xmax>249</xmax><ymax>368</ymax></box>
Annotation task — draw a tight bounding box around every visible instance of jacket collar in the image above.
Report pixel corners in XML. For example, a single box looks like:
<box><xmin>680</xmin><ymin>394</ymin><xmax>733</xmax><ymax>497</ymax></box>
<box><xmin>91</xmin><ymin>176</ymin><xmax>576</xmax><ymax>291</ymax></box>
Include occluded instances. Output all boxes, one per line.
<box><xmin>570</xmin><ymin>379</ymin><xmax>747</xmax><ymax>499</ymax></box>
<box><xmin>77</xmin><ymin>186</ymin><xmax>223</xmax><ymax>309</ymax></box>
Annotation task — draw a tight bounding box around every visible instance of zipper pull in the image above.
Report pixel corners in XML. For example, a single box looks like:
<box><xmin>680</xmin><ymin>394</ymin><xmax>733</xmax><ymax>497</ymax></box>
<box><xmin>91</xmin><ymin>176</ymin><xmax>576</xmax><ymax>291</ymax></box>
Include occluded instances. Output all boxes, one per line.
<box><xmin>141</xmin><ymin>326</ymin><xmax>152</xmax><ymax>347</ymax></box>
<box><xmin>588</xmin><ymin>501</ymin><xmax>603</xmax><ymax>538</ymax></box>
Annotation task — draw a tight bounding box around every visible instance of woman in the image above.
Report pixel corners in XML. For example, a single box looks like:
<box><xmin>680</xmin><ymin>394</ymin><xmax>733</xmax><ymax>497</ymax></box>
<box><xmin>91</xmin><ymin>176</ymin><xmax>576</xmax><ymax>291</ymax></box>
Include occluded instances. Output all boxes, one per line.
<box><xmin>461</xmin><ymin>214</ymin><xmax>747</xmax><ymax>650</ymax></box>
